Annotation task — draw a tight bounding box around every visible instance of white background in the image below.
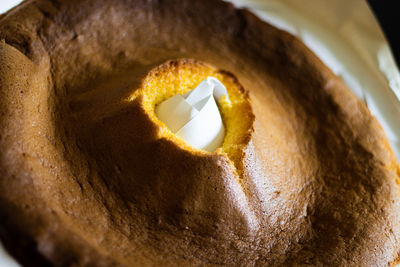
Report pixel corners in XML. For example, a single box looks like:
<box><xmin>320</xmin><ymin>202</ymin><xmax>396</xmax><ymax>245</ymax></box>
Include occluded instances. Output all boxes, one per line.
<box><xmin>0</xmin><ymin>0</ymin><xmax>22</xmax><ymax>13</ymax></box>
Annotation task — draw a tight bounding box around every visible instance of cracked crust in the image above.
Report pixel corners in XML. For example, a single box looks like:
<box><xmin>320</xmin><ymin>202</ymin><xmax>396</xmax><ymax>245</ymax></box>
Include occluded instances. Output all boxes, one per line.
<box><xmin>1</xmin><ymin>0</ymin><xmax>400</xmax><ymax>266</ymax></box>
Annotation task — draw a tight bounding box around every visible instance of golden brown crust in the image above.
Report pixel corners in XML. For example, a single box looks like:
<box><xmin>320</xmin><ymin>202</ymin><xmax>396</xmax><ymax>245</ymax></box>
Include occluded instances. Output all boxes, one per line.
<box><xmin>1</xmin><ymin>0</ymin><xmax>399</xmax><ymax>266</ymax></box>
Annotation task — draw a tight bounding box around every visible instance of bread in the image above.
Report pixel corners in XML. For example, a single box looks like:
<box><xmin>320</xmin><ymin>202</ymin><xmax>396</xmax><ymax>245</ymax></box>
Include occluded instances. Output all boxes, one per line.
<box><xmin>1</xmin><ymin>0</ymin><xmax>399</xmax><ymax>266</ymax></box>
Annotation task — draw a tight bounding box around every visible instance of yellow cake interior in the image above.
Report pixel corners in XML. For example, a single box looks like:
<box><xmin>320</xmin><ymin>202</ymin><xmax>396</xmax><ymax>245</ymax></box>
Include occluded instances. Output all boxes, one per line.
<box><xmin>128</xmin><ymin>60</ymin><xmax>254</xmax><ymax>174</ymax></box>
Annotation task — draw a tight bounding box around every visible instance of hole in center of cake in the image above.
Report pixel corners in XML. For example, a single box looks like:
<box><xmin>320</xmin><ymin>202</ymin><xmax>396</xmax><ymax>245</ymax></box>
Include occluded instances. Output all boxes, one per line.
<box><xmin>154</xmin><ymin>76</ymin><xmax>229</xmax><ymax>152</ymax></box>
<box><xmin>130</xmin><ymin>59</ymin><xmax>254</xmax><ymax>174</ymax></box>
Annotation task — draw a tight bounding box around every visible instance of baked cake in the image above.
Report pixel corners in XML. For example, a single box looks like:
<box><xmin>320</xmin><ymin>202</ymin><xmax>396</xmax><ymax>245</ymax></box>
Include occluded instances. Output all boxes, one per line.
<box><xmin>1</xmin><ymin>0</ymin><xmax>399</xmax><ymax>266</ymax></box>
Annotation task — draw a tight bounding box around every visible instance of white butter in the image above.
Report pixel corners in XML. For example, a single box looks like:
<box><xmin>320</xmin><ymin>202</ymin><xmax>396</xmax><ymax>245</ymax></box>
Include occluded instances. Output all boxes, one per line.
<box><xmin>155</xmin><ymin>77</ymin><xmax>228</xmax><ymax>152</ymax></box>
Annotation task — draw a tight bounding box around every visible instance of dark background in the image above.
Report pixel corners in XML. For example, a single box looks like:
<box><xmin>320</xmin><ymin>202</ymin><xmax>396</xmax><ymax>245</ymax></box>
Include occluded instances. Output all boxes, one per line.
<box><xmin>367</xmin><ymin>1</ymin><xmax>399</xmax><ymax>67</ymax></box>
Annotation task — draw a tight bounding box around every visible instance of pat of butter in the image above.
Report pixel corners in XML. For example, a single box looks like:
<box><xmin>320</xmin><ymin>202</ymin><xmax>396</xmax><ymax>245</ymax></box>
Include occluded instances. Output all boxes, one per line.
<box><xmin>155</xmin><ymin>77</ymin><xmax>228</xmax><ymax>152</ymax></box>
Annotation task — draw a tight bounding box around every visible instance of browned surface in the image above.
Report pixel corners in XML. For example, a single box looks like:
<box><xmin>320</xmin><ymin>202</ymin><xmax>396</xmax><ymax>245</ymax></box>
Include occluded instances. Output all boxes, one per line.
<box><xmin>1</xmin><ymin>0</ymin><xmax>400</xmax><ymax>266</ymax></box>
